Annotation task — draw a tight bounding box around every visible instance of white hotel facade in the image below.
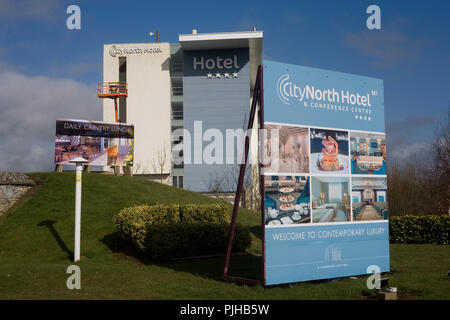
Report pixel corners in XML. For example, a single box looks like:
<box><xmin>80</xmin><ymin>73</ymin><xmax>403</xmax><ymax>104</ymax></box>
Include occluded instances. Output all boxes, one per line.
<box><xmin>102</xmin><ymin>30</ymin><xmax>263</xmax><ymax>191</ymax></box>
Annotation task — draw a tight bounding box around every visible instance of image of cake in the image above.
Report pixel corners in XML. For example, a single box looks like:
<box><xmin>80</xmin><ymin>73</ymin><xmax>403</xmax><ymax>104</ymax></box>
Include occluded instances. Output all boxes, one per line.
<box><xmin>310</xmin><ymin>128</ymin><xmax>349</xmax><ymax>174</ymax></box>
<box><xmin>319</xmin><ymin>136</ymin><xmax>343</xmax><ymax>171</ymax></box>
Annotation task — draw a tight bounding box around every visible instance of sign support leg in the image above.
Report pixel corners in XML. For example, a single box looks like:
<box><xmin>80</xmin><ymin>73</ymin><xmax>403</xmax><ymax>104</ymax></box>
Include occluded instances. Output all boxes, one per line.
<box><xmin>222</xmin><ymin>65</ymin><xmax>263</xmax><ymax>285</ymax></box>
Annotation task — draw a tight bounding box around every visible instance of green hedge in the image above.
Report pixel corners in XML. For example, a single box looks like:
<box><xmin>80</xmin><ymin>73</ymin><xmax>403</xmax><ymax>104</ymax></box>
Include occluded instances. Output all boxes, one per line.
<box><xmin>142</xmin><ymin>223</ymin><xmax>251</xmax><ymax>259</ymax></box>
<box><xmin>389</xmin><ymin>215</ymin><xmax>450</xmax><ymax>245</ymax></box>
<box><xmin>113</xmin><ymin>203</ymin><xmax>251</xmax><ymax>259</ymax></box>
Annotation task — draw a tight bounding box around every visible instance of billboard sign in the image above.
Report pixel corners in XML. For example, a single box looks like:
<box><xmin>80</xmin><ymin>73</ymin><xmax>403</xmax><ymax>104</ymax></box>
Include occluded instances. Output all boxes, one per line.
<box><xmin>55</xmin><ymin>119</ymin><xmax>134</xmax><ymax>167</ymax></box>
<box><xmin>262</xmin><ymin>60</ymin><xmax>389</xmax><ymax>286</ymax></box>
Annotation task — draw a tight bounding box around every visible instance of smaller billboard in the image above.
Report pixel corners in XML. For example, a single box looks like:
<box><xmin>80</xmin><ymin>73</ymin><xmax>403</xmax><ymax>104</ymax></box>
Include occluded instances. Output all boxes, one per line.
<box><xmin>55</xmin><ymin>119</ymin><xmax>134</xmax><ymax>167</ymax></box>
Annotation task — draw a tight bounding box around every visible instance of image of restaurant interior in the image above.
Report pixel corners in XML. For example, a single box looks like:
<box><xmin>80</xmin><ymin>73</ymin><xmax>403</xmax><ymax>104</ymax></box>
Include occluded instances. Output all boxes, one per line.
<box><xmin>55</xmin><ymin>135</ymin><xmax>103</xmax><ymax>164</ymax></box>
<box><xmin>311</xmin><ymin>176</ymin><xmax>350</xmax><ymax>223</ymax></box>
<box><xmin>352</xmin><ymin>177</ymin><xmax>388</xmax><ymax>221</ymax></box>
<box><xmin>55</xmin><ymin>136</ymin><xmax>132</xmax><ymax>167</ymax></box>
<box><xmin>350</xmin><ymin>132</ymin><xmax>386</xmax><ymax>174</ymax></box>
<box><xmin>263</xmin><ymin>124</ymin><xmax>309</xmax><ymax>174</ymax></box>
<box><xmin>264</xmin><ymin>176</ymin><xmax>311</xmax><ymax>225</ymax></box>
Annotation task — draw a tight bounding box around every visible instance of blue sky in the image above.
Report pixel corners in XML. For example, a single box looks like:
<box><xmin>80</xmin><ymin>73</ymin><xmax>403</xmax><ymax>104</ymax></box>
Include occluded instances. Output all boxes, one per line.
<box><xmin>0</xmin><ymin>0</ymin><xmax>449</xmax><ymax>171</ymax></box>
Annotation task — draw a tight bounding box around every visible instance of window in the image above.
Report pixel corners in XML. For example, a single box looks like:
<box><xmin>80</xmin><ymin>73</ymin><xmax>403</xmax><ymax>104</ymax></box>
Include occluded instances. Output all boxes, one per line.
<box><xmin>171</xmin><ymin>101</ymin><xmax>183</xmax><ymax>120</ymax></box>
<box><xmin>328</xmin><ymin>183</ymin><xmax>342</xmax><ymax>202</ymax></box>
<box><xmin>170</xmin><ymin>48</ymin><xmax>183</xmax><ymax>75</ymax></box>
<box><xmin>171</xmin><ymin>77</ymin><xmax>183</xmax><ymax>96</ymax></box>
<box><xmin>170</xmin><ymin>60</ymin><xmax>183</xmax><ymax>74</ymax></box>
<box><xmin>172</xmin><ymin>176</ymin><xmax>184</xmax><ymax>188</ymax></box>
<box><xmin>118</xmin><ymin>57</ymin><xmax>127</xmax><ymax>122</ymax></box>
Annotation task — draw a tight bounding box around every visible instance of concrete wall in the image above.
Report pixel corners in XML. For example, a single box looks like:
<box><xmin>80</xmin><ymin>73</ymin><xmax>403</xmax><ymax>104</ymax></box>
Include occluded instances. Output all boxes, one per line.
<box><xmin>0</xmin><ymin>172</ymin><xmax>36</xmax><ymax>216</ymax></box>
<box><xmin>103</xmin><ymin>43</ymin><xmax>172</xmax><ymax>175</ymax></box>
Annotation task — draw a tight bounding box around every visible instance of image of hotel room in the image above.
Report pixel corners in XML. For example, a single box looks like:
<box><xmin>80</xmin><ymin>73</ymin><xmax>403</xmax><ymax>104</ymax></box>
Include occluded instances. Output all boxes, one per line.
<box><xmin>264</xmin><ymin>176</ymin><xmax>311</xmax><ymax>225</ymax></box>
<box><xmin>263</xmin><ymin>124</ymin><xmax>309</xmax><ymax>174</ymax></box>
<box><xmin>350</xmin><ymin>133</ymin><xmax>386</xmax><ymax>174</ymax></box>
<box><xmin>352</xmin><ymin>177</ymin><xmax>388</xmax><ymax>221</ymax></box>
<box><xmin>311</xmin><ymin>176</ymin><xmax>350</xmax><ymax>223</ymax></box>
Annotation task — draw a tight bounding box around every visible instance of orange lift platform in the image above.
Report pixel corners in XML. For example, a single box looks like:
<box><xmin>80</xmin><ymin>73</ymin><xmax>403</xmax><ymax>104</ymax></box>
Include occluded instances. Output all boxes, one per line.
<box><xmin>97</xmin><ymin>82</ymin><xmax>128</xmax><ymax>123</ymax></box>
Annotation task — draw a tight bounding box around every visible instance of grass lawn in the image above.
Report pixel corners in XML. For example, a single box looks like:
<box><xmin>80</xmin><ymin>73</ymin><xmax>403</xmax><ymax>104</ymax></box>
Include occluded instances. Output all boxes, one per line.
<box><xmin>0</xmin><ymin>172</ymin><xmax>448</xmax><ymax>300</ymax></box>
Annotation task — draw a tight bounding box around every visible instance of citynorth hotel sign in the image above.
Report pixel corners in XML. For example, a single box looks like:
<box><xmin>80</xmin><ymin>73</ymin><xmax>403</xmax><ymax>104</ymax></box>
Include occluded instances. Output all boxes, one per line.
<box><xmin>109</xmin><ymin>45</ymin><xmax>163</xmax><ymax>57</ymax></box>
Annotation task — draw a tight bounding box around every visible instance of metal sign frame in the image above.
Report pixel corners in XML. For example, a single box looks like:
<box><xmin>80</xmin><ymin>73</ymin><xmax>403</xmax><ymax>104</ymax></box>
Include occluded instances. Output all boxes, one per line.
<box><xmin>222</xmin><ymin>65</ymin><xmax>265</xmax><ymax>285</ymax></box>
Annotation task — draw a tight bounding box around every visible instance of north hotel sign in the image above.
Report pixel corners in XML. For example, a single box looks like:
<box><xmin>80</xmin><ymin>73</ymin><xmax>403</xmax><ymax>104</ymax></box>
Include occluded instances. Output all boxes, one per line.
<box><xmin>109</xmin><ymin>45</ymin><xmax>163</xmax><ymax>57</ymax></box>
<box><xmin>262</xmin><ymin>60</ymin><xmax>389</xmax><ymax>286</ymax></box>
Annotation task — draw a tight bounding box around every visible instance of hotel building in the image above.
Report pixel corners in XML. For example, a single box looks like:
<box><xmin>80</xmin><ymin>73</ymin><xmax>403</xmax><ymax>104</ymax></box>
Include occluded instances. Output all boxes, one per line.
<box><xmin>102</xmin><ymin>30</ymin><xmax>263</xmax><ymax>192</ymax></box>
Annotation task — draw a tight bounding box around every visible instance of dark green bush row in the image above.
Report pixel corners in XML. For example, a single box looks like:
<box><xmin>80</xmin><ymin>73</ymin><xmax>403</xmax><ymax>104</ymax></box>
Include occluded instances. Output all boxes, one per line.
<box><xmin>142</xmin><ymin>223</ymin><xmax>251</xmax><ymax>259</ymax></box>
<box><xmin>389</xmin><ymin>215</ymin><xmax>449</xmax><ymax>245</ymax></box>
<box><xmin>113</xmin><ymin>204</ymin><xmax>251</xmax><ymax>259</ymax></box>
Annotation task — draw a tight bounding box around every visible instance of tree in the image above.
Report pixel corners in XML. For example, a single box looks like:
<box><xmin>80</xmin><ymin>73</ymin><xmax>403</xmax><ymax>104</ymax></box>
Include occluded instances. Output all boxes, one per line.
<box><xmin>426</xmin><ymin>118</ymin><xmax>450</xmax><ymax>215</ymax></box>
<box><xmin>151</xmin><ymin>142</ymin><xmax>169</xmax><ymax>184</ymax></box>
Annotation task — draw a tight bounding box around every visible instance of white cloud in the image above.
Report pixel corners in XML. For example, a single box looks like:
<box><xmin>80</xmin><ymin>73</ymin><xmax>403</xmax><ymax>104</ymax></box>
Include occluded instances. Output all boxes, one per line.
<box><xmin>389</xmin><ymin>141</ymin><xmax>430</xmax><ymax>161</ymax></box>
<box><xmin>0</xmin><ymin>70</ymin><xmax>100</xmax><ymax>172</ymax></box>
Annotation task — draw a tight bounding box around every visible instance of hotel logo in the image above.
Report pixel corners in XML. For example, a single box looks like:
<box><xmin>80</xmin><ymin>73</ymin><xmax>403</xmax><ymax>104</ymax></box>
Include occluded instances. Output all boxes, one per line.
<box><xmin>109</xmin><ymin>45</ymin><xmax>162</xmax><ymax>57</ymax></box>
<box><xmin>277</xmin><ymin>74</ymin><xmax>374</xmax><ymax>108</ymax></box>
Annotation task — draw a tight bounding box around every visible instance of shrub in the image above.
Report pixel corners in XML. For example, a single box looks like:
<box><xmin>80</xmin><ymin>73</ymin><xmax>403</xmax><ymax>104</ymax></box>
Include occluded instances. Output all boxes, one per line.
<box><xmin>113</xmin><ymin>203</ymin><xmax>250</xmax><ymax>259</ymax></box>
<box><xmin>180</xmin><ymin>204</ymin><xmax>230</xmax><ymax>224</ymax></box>
<box><xmin>142</xmin><ymin>223</ymin><xmax>251</xmax><ymax>259</ymax></box>
<box><xmin>389</xmin><ymin>215</ymin><xmax>450</xmax><ymax>245</ymax></box>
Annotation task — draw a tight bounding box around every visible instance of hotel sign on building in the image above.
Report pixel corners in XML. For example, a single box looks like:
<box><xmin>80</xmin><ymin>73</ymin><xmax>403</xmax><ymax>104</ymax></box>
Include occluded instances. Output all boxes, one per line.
<box><xmin>183</xmin><ymin>48</ymin><xmax>251</xmax><ymax>191</ymax></box>
<box><xmin>109</xmin><ymin>45</ymin><xmax>164</xmax><ymax>57</ymax></box>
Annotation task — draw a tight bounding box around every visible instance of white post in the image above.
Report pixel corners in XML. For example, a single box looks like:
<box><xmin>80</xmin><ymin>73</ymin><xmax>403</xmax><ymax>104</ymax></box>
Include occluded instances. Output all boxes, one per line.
<box><xmin>74</xmin><ymin>163</ymin><xmax>82</xmax><ymax>262</ymax></box>
<box><xmin>69</xmin><ymin>157</ymin><xmax>88</xmax><ymax>262</ymax></box>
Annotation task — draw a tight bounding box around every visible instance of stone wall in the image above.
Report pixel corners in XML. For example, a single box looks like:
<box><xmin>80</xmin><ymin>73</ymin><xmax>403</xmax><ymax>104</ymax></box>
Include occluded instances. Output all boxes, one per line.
<box><xmin>0</xmin><ymin>172</ymin><xmax>36</xmax><ymax>216</ymax></box>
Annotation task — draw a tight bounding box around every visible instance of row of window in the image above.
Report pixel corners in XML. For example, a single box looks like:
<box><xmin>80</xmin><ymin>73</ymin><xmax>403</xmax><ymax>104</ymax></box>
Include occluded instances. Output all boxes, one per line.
<box><xmin>172</xmin><ymin>101</ymin><xmax>183</xmax><ymax>120</ymax></box>
<box><xmin>171</xmin><ymin>48</ymin><xmax>184</xmax><ymax>174</ymax></box>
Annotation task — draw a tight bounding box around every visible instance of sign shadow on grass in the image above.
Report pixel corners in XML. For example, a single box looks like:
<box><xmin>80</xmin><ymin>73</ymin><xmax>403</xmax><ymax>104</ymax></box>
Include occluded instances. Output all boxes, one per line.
<box><xmin>37</xmin><ymin>220</ymin><xmax>73</xmax><ymax>260</ymax></box>
<box><xmin>100</xmin><ymin>231</ymin><xmax>261</xmax><ymax>283</ymax></box>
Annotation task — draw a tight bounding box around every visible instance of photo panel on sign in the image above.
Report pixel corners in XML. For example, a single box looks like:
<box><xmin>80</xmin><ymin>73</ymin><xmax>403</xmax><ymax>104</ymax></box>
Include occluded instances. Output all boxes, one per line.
<box><xmin>262</xmin><ymin>123</ymin><xmax>310</xmax><ymax>175</ymax></box>
<box><xmin>309</xmin><ymin>128</ymin><xmax>349</xmax><ymax>175</ymax></box>
<box><xmin>264</xmin><ymin>176</ymin><xmax>311</xmax><ymax>226</ymax></box>
<box><xmin>350</xmin><ymin>131</ymin><xmax>386</xmax><ymax>175</ymax></box>
<box><xmin>310</xmin><ymin>176</ymin><xmax>351</xmax><ymax>223</ymax></box>
<box><xmin>351</xmin><ymin>176</ymin><xmax>388</xmax><ymax>221</ymax></box>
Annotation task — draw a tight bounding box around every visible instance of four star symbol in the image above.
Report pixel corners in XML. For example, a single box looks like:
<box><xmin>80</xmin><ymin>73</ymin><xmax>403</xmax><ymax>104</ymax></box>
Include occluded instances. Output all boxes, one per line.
<box><xmin>355</xmin><ymin>115</ymin><xmax>372</xmax><ymax>121</ymax></box>
<box><xmin>206</xmin><ymin>72</ymin><xmax>239</xmax><ymax>79</ymax></box>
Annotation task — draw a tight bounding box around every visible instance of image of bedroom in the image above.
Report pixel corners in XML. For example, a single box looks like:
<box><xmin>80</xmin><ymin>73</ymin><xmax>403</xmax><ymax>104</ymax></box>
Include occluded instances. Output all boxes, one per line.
<box><xmin>264</xmin><ymin>176</ymin><xmax>311</xmax><ymax>226</ymax></box>
<box><xmin>263</xmin><ymin>124</ymin><xmax>309</xmax><ymax>174</ymax></box>
<box><xmin>350</xmin><ymin>132</ymin><xmax>386</xmax><ymax>174</ymax></box>
<box><xmin>310</xmin><ymin>128</ymin><xmax>349</xmax><ymax>174</ymax></box>
<box><xmin>311</xmin><ymin>176</ymin><xmax>350</xmax><ymax>223</ymax></box>
<box><xmin>352</xmin><ymin>177</ymin><xmax>388</xmax><ymax>221</ymax></box>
